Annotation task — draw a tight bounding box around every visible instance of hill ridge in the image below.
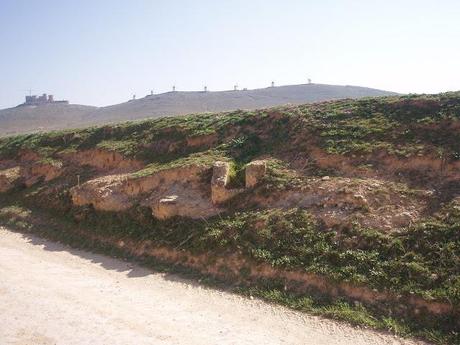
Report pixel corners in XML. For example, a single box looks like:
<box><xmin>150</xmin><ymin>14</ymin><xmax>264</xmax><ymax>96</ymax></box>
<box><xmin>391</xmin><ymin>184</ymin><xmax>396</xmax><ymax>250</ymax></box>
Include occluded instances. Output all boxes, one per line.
<box><xmin>0</xmin><ymin>83</ymin><xmax>397</xmax><ymax>136</ymax></box>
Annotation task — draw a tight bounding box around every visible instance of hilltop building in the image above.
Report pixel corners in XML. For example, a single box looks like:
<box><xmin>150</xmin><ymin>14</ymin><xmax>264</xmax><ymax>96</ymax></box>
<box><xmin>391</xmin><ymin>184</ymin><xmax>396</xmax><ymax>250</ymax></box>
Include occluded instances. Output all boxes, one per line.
<box><xmin>22</xmin><ymin>94</ymin><xmax>69</xmax><ymax>106</ymax></box>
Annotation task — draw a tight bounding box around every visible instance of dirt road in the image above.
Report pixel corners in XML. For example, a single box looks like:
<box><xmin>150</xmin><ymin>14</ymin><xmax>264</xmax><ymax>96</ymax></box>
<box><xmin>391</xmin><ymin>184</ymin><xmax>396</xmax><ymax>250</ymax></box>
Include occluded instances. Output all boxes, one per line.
<box><xmin>0</xmin><ymin>227</ymin><xmax>426</xmax><ymax>345</ymax></box>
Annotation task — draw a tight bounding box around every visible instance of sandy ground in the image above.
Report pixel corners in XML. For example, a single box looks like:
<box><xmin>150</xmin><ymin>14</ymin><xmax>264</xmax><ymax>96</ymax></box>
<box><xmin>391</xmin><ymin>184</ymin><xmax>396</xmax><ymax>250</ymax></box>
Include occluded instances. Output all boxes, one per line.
<box><xmin>0</xmin><ymin>227</ymin><xmax>427</xmax><ymax>345</ymax></box>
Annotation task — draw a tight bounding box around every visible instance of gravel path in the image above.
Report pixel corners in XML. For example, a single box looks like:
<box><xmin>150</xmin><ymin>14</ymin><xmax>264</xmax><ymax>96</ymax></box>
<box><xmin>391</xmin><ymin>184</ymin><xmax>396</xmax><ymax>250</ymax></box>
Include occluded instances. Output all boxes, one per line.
<box><xmin>0</xmin><ymin>227</ymin><xmax>426</xmax><ymax>345</ymax></box>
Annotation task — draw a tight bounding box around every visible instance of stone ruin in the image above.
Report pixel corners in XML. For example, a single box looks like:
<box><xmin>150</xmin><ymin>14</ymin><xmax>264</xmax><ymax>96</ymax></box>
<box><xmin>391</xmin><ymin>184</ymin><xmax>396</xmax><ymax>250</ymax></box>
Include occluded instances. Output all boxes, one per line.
<box><xmin>22</xmin><ymin>94</ymin><xmax>69</xmax><ymax>106</ymax></box>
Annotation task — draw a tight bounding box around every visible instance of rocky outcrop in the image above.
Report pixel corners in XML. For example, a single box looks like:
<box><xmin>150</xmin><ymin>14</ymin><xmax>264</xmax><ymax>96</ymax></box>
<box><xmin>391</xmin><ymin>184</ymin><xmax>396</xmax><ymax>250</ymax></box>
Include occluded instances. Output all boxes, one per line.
<box><xmin>152</xmin><ymin>195</ymin><xmax>179</xmax><ymax>219</ymax></box>
<box><xmin>72</xmin><ymin>160</ymin><xmax>272</xmax><ymax>218</ymax></box>
<box><xmin>71</xmin><ymin>159</ymin><xmax>269</xmax><ymax>216</ymax></box>
<box><xmin>211</xmin><ymin>161</ymin><xmax>242</xmax><ymax>204</ymax></box>
<box><xmin>245</xmin><ymin>160</ymin><xmax>266</xmax><ymax>188</ymax></box>
<box><xmin>70</xmin><ymin>174</ymin><xmax>130</xmax><ymax>211</ymax></box>
<box><xmin>62</xmin><ymin>149</ymin><xmax>143</xmax><ymax>172</ymax></box>
<box><xmin>68</xmin><ymin>157</ymin><xmax>426</xmax><ymax>229</ymax></box>
<box><xmin>150</xmin><ymin>191</ymin><xmax>218</xmax><ymax>220</ymax></box>
<box><xmin>141</xmin><ymin>165</ymin><xmax>220</xmax><ymax>219</ymax></box>
<box><xmin>71</xmin><ymin>164</ymin><xmax>219</xmax><ymax>218</ymax></box>
<box><xmin>255</xmin><ymin>177</ymin><xmax>428</xmax><ymax>231</ymax></box>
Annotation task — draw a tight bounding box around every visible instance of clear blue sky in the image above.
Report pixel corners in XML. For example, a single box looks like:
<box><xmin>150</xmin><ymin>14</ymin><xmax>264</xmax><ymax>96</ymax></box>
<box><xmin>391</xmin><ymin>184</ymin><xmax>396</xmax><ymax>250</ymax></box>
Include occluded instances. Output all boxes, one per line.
<box><xmin>1</xmin><ymin>0</ymin><xmax>459</xmax><ymax>109</ymax></box>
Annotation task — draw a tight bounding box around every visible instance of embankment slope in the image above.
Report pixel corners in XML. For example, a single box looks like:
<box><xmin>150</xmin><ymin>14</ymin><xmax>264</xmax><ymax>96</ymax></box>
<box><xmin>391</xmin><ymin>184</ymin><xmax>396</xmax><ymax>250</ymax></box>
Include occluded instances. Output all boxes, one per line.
<box><xmin>1</xmin><ymin>91</ymin><xmax>459</xmax><ymax>344</ymax></box>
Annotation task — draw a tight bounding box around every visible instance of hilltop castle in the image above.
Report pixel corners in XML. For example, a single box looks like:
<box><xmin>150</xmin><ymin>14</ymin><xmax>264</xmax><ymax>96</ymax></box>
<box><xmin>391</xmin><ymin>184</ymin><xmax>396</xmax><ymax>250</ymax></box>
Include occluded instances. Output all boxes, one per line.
<box><xmin>22</xmin><ymin>93</ymin><xmax>69</xmax><ymax>106</ymax></box>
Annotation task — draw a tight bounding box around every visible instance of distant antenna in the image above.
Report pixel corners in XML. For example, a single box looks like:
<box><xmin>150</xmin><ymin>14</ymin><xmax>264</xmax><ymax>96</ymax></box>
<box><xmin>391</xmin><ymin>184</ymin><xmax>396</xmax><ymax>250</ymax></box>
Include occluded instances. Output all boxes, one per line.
<box><xmin>204</xmin><ymin>86</ymin><xmax>207</xmax><ymax>92</ymax></box>
<box><xmin>271</xmin><ymin>81</ymin><xmax>275</xmax><ymax>87</ymax></box>
<box><xmin>172</xmin><ymin>85</ymin><xmax>176</xmax><ymax>92</ymax></box>
<box><xmin>24</xmin><ymin>88</ymin><xmax>34</xmax><ymax>96</ymax></box>
<box><xmin>234</xmin><ymin>84</ymin><xmax>238</xmax><ymax>91</ymax></box>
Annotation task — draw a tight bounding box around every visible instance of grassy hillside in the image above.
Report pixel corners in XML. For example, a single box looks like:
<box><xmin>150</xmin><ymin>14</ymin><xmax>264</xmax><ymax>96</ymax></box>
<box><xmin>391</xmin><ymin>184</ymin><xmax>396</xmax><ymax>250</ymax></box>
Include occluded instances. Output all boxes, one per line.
<box><xmin>1</xmin><ymin>92</ymin><xmax>459</xmax><ymax>344</ymax></box>
<box><xmin>0</xmin><ymin>83</ymin><xmax>396</xmax><ymax>136</ymax></box>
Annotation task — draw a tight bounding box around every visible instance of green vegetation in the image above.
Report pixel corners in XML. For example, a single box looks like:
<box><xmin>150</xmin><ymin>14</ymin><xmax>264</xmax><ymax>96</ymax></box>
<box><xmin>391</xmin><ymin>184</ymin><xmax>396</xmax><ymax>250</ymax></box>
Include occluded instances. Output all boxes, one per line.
<box><xmin>311</xmin><ymin>93</ymin><xmax>460</xmax><ymax>158</ymax></box>
<box><xmin>4</xmin><ymin>179</ymin><xmax>460</xmax><ymax>301</ymax></box>
<box><xmin>241</xmin><ymin>287</ymin><xmax>454</xmax><ymax>344</ymax></box>
<box><xmin>61</xmin><ymin>205</ymin><xmax>459</xmax><ymax>304</ymax></box>
<box><xmin>2</xmin><ymin>92</ymin><xmax>460</xmax><ymax>343</ymax></box>
<box><xmin>2</xmin><ymin>92</ymin><xmax>459</xmax><ymax>171</ymax></box>
<box><xmin>0</xmin><ymin>201</ymin><xmax>458</xmax><ymax>344</ymax></box>
<box><xmin>96</xmin><ymin>139</ymin><xmax>139</xmax><ymax>156</ymax></box>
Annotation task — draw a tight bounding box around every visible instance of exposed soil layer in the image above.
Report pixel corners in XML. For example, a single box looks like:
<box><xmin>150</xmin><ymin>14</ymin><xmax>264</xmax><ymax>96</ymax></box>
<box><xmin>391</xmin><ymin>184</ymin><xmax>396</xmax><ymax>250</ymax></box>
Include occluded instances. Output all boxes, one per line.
<box><xmin>1</xmin><ymin>92</ymin><xmax>460</xmax><ymax>343</ymax></box>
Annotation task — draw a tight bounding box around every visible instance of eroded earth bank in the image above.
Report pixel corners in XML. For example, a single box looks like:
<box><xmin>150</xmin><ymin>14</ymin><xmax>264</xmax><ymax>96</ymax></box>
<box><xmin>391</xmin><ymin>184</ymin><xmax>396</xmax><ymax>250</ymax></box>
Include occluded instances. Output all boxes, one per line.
<box><xmin>1</xmin><ymin>92</ymin><xmax>459</xmax><ymax>343</ymax></box>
